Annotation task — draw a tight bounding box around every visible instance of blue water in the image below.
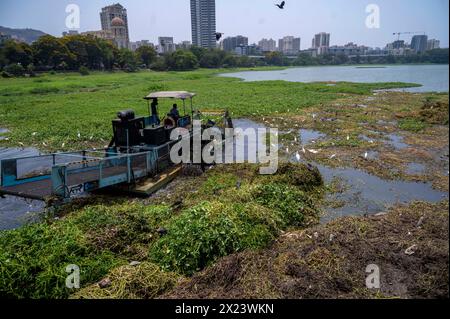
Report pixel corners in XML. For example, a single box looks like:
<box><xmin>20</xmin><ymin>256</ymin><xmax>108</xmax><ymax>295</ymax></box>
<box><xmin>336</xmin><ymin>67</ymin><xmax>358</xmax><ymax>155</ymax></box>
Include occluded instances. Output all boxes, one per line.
<box><xmin>319</xmin><ymin>164</ymin><xmax>448</xmax><ymax>222</ymax></box>
<box><xmin>385</xmin><ymin>133</ymin><xmax>409</xmax><ymax>150</ymax></box>
<box><xmin>0</xmin><ymin>147</ymin><xmax>45</xmax><ymax>230</ymax></box>
<box><xmin>221</xmin><ymin>64</ymin><xmax>449</xmax><ymax>93</ymax></box>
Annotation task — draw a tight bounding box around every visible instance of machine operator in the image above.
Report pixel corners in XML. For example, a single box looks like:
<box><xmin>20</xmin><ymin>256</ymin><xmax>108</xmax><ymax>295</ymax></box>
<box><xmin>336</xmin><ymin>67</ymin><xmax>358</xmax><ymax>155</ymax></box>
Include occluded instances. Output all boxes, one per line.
<box><xmin>169</xmin><ymin>104</ymin><xmax>180</xmax><ymax>123</ymax></box>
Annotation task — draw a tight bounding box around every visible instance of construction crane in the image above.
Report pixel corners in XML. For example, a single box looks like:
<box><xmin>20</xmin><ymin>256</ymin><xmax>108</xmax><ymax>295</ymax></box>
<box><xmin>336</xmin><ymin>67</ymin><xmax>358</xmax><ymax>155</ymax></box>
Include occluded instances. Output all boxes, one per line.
<box><xmin>393</xmin><ymin>31</ymin><xmax>426</xmax><ymax>41</ymax></box>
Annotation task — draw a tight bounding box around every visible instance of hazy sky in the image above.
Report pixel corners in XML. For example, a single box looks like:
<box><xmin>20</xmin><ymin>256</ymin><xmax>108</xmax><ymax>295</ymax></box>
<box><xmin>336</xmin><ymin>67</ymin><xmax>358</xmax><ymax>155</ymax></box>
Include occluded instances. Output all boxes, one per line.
<box><xmin>0</xmin><ymin>0</ymin><xmax>448</xmax><ymax>48</ymax></box>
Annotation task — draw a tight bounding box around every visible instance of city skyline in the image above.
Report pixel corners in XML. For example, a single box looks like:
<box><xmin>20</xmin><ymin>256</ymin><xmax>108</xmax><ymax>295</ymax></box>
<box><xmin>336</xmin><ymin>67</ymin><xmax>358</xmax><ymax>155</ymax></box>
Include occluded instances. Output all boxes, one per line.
<box><xmin>0</xmin><ymin>0</ymin><xmax>448</xmax><ymax>49</ymax></box>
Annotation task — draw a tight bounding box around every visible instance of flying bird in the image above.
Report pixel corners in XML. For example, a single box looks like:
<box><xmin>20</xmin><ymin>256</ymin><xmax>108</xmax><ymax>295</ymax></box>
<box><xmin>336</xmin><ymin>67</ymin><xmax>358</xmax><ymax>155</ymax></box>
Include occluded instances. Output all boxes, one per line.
<box><xmin>215</xmin><ymin>32</ymin><xmax>224</xmax><ymax>41</ymax></box>
<box><xmin>275</xmin><ymin>1</ymin><xmax>286</xmax><ymax>9</ymax></box>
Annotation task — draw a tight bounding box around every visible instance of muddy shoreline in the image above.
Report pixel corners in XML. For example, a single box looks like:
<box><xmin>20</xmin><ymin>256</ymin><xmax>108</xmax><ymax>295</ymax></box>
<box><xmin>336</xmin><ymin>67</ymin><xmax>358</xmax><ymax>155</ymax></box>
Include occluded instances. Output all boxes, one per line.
<box><xmin>164</xmin><ymin>201</ymin><xmax>449</xmax><ymax>299</ymax></box>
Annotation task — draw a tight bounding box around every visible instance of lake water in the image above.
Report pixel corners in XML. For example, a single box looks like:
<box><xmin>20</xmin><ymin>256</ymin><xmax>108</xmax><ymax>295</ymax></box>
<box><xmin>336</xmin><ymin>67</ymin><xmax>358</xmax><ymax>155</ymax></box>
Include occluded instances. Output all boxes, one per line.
<box><xmin>221</xmin><ymin>64</ymin><xmax>449</xmax><ymax>93</ymax></box>
<box><xmin>295</xmin><ymin>128</ymin><xmax>448</xmax><ymax>222</ymax></box>
<box><xmin>318</xmin><ymin>164</ymin><xmax>448</xmax><ymax>222</ymax></box>
<box><xmin>0</xmin><ymin>147</ymin><xmax>46</xmax><ymax>230</ymax></box>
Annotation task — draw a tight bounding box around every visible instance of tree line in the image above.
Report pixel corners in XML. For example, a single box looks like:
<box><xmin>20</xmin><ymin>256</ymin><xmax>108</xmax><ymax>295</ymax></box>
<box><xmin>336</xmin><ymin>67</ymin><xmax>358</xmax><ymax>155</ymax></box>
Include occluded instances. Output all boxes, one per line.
<box><xmin>0</xmin><ymin>34</ymin><xmax>448</xmax><ymax>77</ymax></box>
<box><xmin>0</xmin><ymin>34</ymin><xmax>153</xmax><ymax>76</ymax></box>
<box><xmin>265</xmin><ymin>49</ymin><xmax>449</xmax><ymax>66</ymax></box>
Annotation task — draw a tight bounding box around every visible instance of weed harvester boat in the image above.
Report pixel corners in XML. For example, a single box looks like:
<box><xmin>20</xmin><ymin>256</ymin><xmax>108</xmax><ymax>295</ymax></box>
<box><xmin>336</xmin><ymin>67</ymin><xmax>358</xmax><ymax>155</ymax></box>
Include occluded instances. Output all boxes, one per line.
<box><xmin>0</xmin><ymin>91</ymin><xmax>233</xmax><ymax>203</ymax></box>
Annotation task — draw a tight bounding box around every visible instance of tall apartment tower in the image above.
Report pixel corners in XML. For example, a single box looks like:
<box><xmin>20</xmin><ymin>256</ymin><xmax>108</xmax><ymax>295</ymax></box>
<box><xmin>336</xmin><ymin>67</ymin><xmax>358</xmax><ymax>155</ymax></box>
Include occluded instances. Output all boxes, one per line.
<box><xmin>258</xmin><ymin>38</ymin><xmax>277</xmax><ymax>52</ymax></box>
<box><xmin>427</xmin><ymin>39</ymin><xmax>440</xmax><ymax>51</ymax></box>
<box><xmin>100</xmin><ymin>3</ymin><xmax>130</xmax><ymax>48</ymax></box>
<box><xmin>222</xmin><ymin>35</ymin><xmax>248</xmax><ymax>52</ymax></box>
<box><xmin>411</xmin><ymin>35</ymin><xmax>428</xmax><ymax>53</ymax></box>
<box><xmin>278</xmin><ymin>36</ymin><xmax>301</xmax><ymax>55</ymax></box>
<box><xmin>190</xmin><ymin>0</ymin><xmax>216</xmax><ymax>48</ymax></box>
<box><xmin>312</xmin><ymin>32</ymin><xmax>330</xmax><ymax>48</ymax></box>
<box><xmin>312</xmin><ymin>32</ymin><xmax>330</xmax><ymax>55</ymax></box>
<box><xmin>158</xmin><ymin>37</ymin><xmax>176</xmax><ymax>54</ymax></box>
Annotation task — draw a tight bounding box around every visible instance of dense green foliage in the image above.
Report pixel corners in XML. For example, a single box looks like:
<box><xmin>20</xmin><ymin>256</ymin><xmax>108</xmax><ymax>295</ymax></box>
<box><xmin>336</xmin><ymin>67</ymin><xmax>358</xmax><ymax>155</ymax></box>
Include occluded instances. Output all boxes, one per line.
<box><xmin>0</xmin><ymin>163</ymin><xmax>323</xmax><ymax>298</ymax></box>
<box><xmin>149</xmin><ymin>202</ymin><xmax>272</xmax><ymax>275</ymax></box>
<box><xmin>163</xmin><ymin>50</ymin><xmax>199</xmax><ymax>71</ymax></box>
<box><xmin>0</xmin><ymin>214</ymin><xmax>124</xmax><ymax>298</ymax></box>
<box><xmin>0</xmin><ymin>202</ymin><xmax>174</xmax><ymax>298</ymax></box>
<box><xmin>78</xmin><ymin>66</ymin><xmax>90</xmax><ymax>76</ymax></box>
<box><xmin>135</xmin><ymin>45</ymin><xmax>157</xmax><ymax>68</ymax></box>
<box><xmin>0</xmin><ymin>35</ymin><xmax>150</xmax><ymax>74</ymax></box>
<box><xmin>0</xmin><ymin>69</ymin><xmax>419</xmax><ymax>151</ymax></box>
<box><xmin>398</xmin><ymin>118</ymin><xmax>428</xmax><ymax>132</ymax></box>
<box><xmin>289</xmin><ymin>49</ymin><xmax>449</xmax><ymax>66</ymax></box>
<box><xmin>147</xmin><ymin>167</ymin><xmax>320</xmax><ymax>276</ymax></box>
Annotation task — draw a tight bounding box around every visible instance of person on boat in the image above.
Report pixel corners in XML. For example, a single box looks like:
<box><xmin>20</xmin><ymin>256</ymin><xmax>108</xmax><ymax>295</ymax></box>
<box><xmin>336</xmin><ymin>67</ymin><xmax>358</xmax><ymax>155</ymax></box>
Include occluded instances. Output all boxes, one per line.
<box><xmin>169</xmin><ymin>104</ymin><xmax>180</xmax><ymax>123</ymax></box>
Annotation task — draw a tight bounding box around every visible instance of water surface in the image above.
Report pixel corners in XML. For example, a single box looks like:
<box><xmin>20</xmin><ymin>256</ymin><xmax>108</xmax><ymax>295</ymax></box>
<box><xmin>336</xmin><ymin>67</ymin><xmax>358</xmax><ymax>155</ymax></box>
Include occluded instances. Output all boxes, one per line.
<box><xmin>221</xmin><ymin>64</ymin><xmax>449</xmax><ymax>93</ymax></box>
<box><xmin>299</xmin><ymin>129</ymin><xmax>326</xmax><ymax>146</ymax></box>
<box><xmin>0</xmin><ymin>147</ymin><xmax>45</xmax><ymax>230</ymax></box>
<box><xmin>319</xmin><ymin>164</ymin><xmax>447</xmax><ymax>222</ymax></box>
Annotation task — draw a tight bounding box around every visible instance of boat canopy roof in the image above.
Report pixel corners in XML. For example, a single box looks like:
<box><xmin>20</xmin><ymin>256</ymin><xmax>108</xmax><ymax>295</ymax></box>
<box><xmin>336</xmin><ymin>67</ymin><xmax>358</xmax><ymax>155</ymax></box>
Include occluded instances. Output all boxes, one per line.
<box><xmin>144</xmin><ymin>91</ymin><xmax>196</xmax><ymax>100</ymax></box>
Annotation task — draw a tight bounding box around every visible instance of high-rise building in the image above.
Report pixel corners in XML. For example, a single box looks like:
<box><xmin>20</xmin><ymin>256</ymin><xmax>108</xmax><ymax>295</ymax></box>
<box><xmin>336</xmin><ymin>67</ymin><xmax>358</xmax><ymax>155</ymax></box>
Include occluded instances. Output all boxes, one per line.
<box><xmin>392</xmin><ymin>40</ymin><xmax>406</xmax><ymax>49</ymax></box>
<box><xmin>293</xmin><ymin>38</ymin><xmax>301</xmax><ymax>52</ymax></box>
<box><xmin>158</xmin><ymin>37</ymin><xmax>176</xmax><ymax>54</ymax></box>
<box><xmin>130</xmin><ymin>40</ymin><xmax>153</xmax><ymax>51</ymax></box>
<box><xmin>222</xmin><ymin>36</ymin><xmax>248</xmax><ymax>52</ymax></box>
<box><xmin>278</xmin><ymin>36</ymin><xmax>301</xmax><ymax>55</ymax></box>
<box><xmin>328</xmin><ymin>43</ymin><xmax>370</xmax><ymax>56</ymax></box>
<box><xmin>312</xmin><ymin>32</ymin><xmax>330</xmax><ymax>54</ymax></box>
<box><xmin>234</xmin><ymin>44</ymin><xmax>258</xmax><ymax>56</ymax></box>
<box><xmin>100</xmin><ymin>3</ymin><xmax>130</xmax><ymax>49</ymax></box>
<box><xmin>278</xmin><ymin>39</ymin><xmax>284</xmax><ymax>52</ymax></box>
<box><xmin>312</xmin><ymin>32</ymin><xmax>330</xmax><ymax>48</ymax></box>
<box><xmin>190</xmin><ymin>0</ymin><xmax>216</xmax><ymax>48</ymax></box>
<box><xmin>411</xmin><ymin>35</ymin><xmax>428</xmax><ymax>53</ymax></box>
<box><xmin>178</xmin><ymin>41</ymin><xmax>192</xmax><ymax>50</ymax></box>
<box><xmin>81</xmin><ymin>30</ymin><xmax>114</xmax><ymax>42</ymax></box>
<box><xmin>427</xmin><ymin>39</ymin><xmax>440</xmax><ymax>51</ymax></box>
<box><xmin>258</xmin><ymin>38</ymin><xmax>277</xmax><ymax>52</ymax></box>
<box><xmin>385</xmin><ymin>41</ymin><xmax>413</xmax><ymax>56</ymax></box>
